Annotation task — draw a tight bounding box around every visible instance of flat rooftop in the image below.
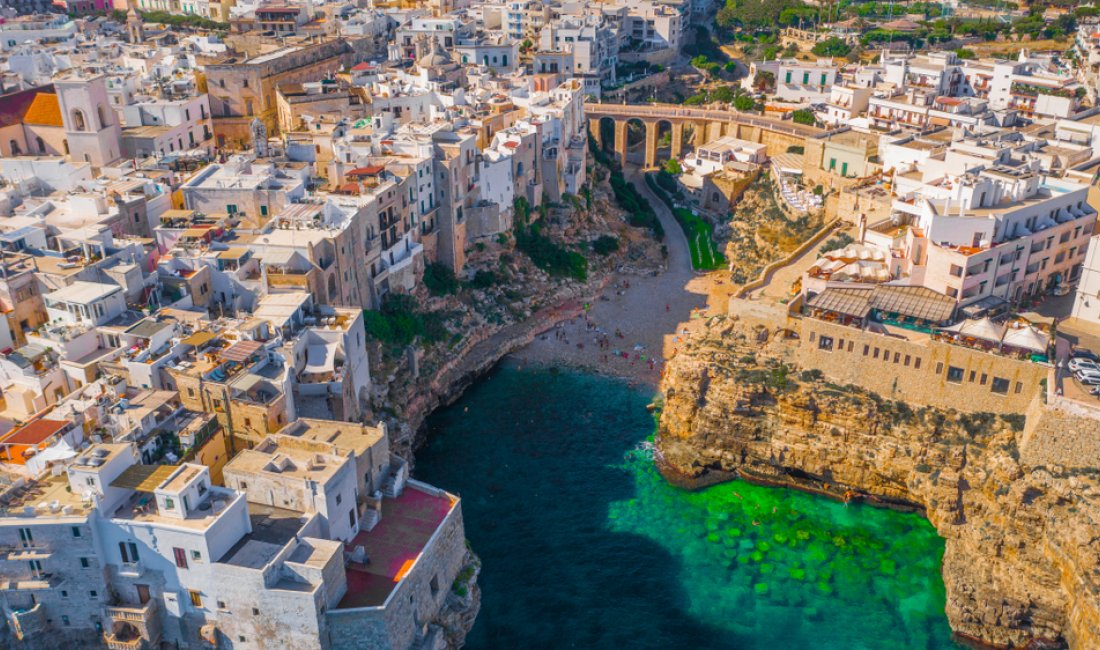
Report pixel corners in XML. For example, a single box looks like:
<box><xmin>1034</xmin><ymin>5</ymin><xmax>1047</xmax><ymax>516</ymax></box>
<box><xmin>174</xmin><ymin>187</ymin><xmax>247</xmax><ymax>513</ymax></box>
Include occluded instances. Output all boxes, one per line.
<box><xmin>219</xmin><ymin>502</ymin><xmax>309</xmax><ymax>569</ymax></box>
<box><xmin>338</xmin><ymin>486</ymin><xmax>455</xmax><ymax>609</ymax></box>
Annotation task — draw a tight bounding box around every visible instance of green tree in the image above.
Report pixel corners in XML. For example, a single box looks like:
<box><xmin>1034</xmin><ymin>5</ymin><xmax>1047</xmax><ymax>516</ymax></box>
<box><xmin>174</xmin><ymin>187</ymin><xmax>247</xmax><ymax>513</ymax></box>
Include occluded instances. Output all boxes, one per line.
<box><xmin>664</xmin><ymin>158</ymin><xmax>682</xmax><ymax>175</ymax></box>
<box><xmin>733</xmin><ymin>95</ymin><xmax>756</xmax><ymax>112</ymax></box>
<box><xmin>791</xmin><ymin>109</ymin><xmax>816</xmax><ymax>125</ymax></box>
<box><xmin>811</xmin><ymin>37</ymin><xmax>852</xmax><ymax>58</ymax></box>
<box><xmin>711</xmin><ymin>85</ymin><xmax>737</xmax><ymax>103</ymax></box>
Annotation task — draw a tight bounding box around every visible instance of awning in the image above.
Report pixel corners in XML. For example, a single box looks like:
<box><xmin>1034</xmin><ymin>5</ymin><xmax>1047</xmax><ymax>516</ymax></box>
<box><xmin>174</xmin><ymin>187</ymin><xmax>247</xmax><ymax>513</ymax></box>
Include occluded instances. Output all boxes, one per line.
<box><xmin>807</xmin><ymin>287</ymin><xmax>873</xmax><ymax>319</ymax></box>
<box><xmin>181</xmin><ymin>331</ymin><xmax>216</xmax><ymax>348</ymax></box>
<box><xmin>945</xmin><ymin>317</ymin><xmax>1005</xmax><ymax>343</ymax></box>
<box><xmin>1002</xmin><ymin>326</ymin><xmax>1049</xmax><ymax>352</ymax></box>
<box><xmin>110</xmin><ymin>464</ymin><xmax>178</xmax><ymax>492</ymax></box>
<box><xmin>958</xmin><ymin>295</ymin><xmax>1008</xmax><ymax>319</ymax></box>
<box><xmin>36</xmin><ymin>445</ymin><xmax>77</xmax><ymax>462</ymax></box>
<box><xmin>220</xmin><ymin>340</ymin><xmax>262</xmax><ymax>363</ymax></box>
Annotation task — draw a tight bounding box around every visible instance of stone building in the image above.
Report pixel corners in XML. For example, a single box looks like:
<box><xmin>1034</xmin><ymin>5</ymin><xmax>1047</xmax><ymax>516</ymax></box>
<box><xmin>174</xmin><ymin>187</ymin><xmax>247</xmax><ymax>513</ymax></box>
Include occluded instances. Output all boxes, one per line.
<box><xmin>204</xmin><ymin>39</ymin><xmax>364</xmax><ymax>147</ymax></box>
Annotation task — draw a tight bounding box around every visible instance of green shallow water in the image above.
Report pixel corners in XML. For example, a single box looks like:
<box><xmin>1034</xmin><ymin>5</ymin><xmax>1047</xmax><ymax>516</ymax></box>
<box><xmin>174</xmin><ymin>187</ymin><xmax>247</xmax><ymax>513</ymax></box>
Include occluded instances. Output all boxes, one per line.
<box><xmin>417</xmin><ymin>365</ymin><xmax>960</xmax><ymax>649</ymax></box>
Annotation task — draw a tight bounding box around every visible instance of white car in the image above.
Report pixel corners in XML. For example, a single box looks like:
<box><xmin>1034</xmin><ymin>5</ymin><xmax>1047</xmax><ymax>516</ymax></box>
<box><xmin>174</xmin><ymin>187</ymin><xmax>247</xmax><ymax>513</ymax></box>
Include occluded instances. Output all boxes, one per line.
<box><xmin>1079</xmin><ymin>375</ymin><xmax>1100</xmax><ymax>386</ymax></box>
<box><xmin>1077</xmin><ymin>369</ymin><xmax>1100</xmax><ymax>383</ymax></box>
<box><xmin>1070</xmin><ymin>358</ymin><xmax>1100</xmax><ymax>373</ymax></box>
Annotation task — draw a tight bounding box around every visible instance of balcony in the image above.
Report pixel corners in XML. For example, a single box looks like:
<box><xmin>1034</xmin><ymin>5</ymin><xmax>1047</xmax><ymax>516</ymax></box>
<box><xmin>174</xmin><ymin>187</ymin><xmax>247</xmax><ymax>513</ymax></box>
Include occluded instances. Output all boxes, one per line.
<box><xmin>0</xmin><ymin>545</ymin><xmax>51</xmax><ymax>561</ymax></box>
<box><xmin>7</xmin><ymin>603</ymin><xmax>45</xmax><ymax>640</ymax></box>
<box><xmin>104</xmin><ymin>599</ymin><xmax>159</xmax><ymax>650</ymax></box>
<box><xmin>118</xmin><ymin>561</ymin><xmax>144</xmax><ymax>578</ymax></box>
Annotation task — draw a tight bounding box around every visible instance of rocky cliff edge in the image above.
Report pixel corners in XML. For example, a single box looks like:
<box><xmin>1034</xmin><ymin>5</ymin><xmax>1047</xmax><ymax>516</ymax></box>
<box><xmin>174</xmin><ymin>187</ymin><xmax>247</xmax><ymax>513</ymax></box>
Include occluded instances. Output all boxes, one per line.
<box><xmin>658</xmin><ymin>316</ymin><xmax>1100</xmax><ymax>649</ymax></box>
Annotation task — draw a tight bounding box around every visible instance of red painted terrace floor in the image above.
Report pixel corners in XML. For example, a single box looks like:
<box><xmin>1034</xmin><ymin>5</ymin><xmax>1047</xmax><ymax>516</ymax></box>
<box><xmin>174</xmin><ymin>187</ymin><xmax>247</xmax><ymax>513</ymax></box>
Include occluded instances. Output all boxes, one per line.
<box><xmin>338</xmin><ymin>486</ymin><xmax>455</xmax><ymax>609</ymax></box>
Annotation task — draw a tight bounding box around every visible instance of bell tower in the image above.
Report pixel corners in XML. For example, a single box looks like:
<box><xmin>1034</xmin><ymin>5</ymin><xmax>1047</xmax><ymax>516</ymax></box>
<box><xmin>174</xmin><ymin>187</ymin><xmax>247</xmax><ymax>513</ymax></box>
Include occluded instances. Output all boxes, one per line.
<box><xmin>127</xmin><ymin>8</ymin><xmax>144</xmax><ymax>44</ymax></box>
<box><xmin>55</xmin><ymin>73</ymin><xmax>123</xmax><ymax>169</ymax></box>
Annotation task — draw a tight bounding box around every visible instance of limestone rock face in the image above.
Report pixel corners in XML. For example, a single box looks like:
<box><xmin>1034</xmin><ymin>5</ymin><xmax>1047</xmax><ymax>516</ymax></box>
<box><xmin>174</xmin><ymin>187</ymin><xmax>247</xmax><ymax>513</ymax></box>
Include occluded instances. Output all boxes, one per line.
<box><xmin>657</xmin><ymin>319</ymin><xmax>1100</xmax><ymax>649</ymax></box>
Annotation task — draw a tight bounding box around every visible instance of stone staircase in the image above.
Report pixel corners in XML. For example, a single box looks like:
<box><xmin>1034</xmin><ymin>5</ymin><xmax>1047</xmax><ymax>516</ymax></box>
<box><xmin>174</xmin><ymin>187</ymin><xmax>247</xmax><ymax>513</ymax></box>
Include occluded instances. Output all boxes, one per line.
<box><xmin>382</xmin><ymin>455</ymin><xmax>408</xmax><ymax>498</ymax></box>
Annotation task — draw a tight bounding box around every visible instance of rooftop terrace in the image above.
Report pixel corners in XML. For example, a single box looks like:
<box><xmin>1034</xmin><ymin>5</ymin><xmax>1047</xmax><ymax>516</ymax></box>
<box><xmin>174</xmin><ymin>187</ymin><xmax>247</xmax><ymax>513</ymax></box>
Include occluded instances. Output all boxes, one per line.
<box><xmin>338</xmin><ymin>485</ymin><xmax>455</xmax><ymax>609</ymax></box>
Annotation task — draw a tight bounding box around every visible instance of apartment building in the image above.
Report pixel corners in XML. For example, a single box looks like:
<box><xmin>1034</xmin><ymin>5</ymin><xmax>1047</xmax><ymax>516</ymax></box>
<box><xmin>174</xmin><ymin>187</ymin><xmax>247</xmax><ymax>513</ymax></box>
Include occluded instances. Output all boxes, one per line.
<box><xmin>863</xmin><ymin>137</ymin><xmax>1096</xmax><ymax>309</ymax></box>
<box><xmin>743</xmin><ymin>58</ymin><xmax>839</xmax><ymax>104</ymax></box>
<box><xmin>538</xmin><ymin>14</ymin><xmax>618</xmax><ymax>97</ymax></box>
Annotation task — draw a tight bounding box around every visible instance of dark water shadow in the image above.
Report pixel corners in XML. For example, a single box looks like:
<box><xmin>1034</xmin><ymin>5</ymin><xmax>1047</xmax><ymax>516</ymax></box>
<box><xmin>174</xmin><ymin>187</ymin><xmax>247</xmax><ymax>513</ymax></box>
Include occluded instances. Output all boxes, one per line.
<box><xmin>416</xmin><ymin>366</ymin><xmax>741</xmax><ymax>650</ymax></box>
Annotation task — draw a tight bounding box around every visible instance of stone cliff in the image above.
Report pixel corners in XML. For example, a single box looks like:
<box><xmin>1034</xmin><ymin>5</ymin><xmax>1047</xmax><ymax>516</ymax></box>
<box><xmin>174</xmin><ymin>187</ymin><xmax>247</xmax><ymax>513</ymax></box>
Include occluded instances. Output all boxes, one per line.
<box><xmin>658</xmin><ymin>316</ymin><xmax>1100</xmax><ymax>649</ymax></box>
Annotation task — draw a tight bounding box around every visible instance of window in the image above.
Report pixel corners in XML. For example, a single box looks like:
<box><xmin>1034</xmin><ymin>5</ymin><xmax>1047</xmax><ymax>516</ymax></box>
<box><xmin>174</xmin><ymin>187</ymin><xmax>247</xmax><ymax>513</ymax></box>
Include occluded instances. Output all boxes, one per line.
<box><xmin>430</xmin><ymin>575</ymin><xmax>440</xmax><ymax>596</ymax></box>
<box><xmin>862</xmin><ymin>344</ymin><xmax>869</xmax><ymax>356</ymax></box>
<box><xmin>61</xmin><ymin>590</ymin><xmax>68</xmax><ymax>598</ymax></box>
<box><xmin>189</xmin><ymin>590</ymin><xmax>203</xmax><ymax>607</ymax></box>
<box><xmin>191</xmin><ymin>550</ymin><xmax>202</xmax><ymax>561</ymax></box>
<box><xmin>946</xmin><ymin>366</ymin><xmax>964</xmax><ymax>383</ymax></box>
<box><xmin>935</xmin><ymin>362</ymin><xmax>944</xmax><ymax>374</ymax></box>
<box><xmin>969</xmin><ymin>370</ymin><xmax>976</xmax><ymax>382</ymax></box>
<box><xmin>71</xmin><ymin>526</ymin><xmax>82</xmax><ymax>538</ymax></box>
<box><xmin>252</xmin><ymin>607</ymin><xmax>260</xmax><ymax>616</ymax></box>
<box><xmin>18</xmin><ymin>527</ymin><xmax>33</xmax><ymax>547</ymax></box>
<box><xmin>218</xmin><ymin>600</ymin><xmax>227</xmax><ymax>610</ymax></box>
<box><xmin>173</xmin><ymin>547</ymin><xmax>188</xmax><ymax>569</ymax></box>
<box><xmin>90</xmin><ymin>590</ymin><xmax>98</xmax><ymax>599</ymax></box>
<box><xmin>991</xmin><ymin>377</ymin><xmax>1010</xmax><ymax>394</ymax></box>
<box><xmin>817</xmin><ymin>335</ymin><xmax>834</xmax><ymax>351</ymax></box>
<box><xmin>120</xmin><ymin>542</ymin><xmax>139</xmax><ymax>564</ymax></box>
<box><xmin>165</xmin><ymin>497</ymin><xmax>175</xmax><ymax>510</ymax></box>
<box><xmin>914</xmin><ymin>358</ymin><xmax>921</xmax><ymax>369</ymax></box>
<box><xmin>1015</xmin><ymin>382</ymin><xmax>1023</xmax><ymax>394</ymax></box>
<box><xmin>336</xmin><ymin>494</ymin><xmax>342</xmax><ymax>505</ymax></box>
<box><xmin>349</xmin><ymin>509</ymin><xmax>356</xmax><ymax>528</ymax></box>
<box><xmin>893</xmin><ymin>352</ymin><xmax>900</xmax><ymax>363</ymax></box>
<box><xmin>980</xmin><ymin>373</ymin><xmax>988</xmax><ymax>385</ymax></box>
<box><xmin>62</xmin><ymin>615</ymin><xmax>70</xmax><ymax>626</ymax></box>
<box><xmin>80</xmin><ymin>557</ymin><xmax>90</xmax><ymax>568</ymax></box>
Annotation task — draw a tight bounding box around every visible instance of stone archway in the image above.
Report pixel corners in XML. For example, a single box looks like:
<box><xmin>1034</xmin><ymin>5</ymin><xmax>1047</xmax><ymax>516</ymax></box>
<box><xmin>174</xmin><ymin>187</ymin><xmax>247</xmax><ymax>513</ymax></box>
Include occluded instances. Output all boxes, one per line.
<box><xmin>624</xmin><ymin>118</ymin><xmax>646</xmax><ymax>167</ymax></box>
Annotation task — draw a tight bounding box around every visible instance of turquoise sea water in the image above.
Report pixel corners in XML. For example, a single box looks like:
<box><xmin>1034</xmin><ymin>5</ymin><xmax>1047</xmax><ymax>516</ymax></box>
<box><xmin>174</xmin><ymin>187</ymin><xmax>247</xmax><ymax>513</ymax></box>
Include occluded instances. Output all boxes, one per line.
<box><xmin>417</xmin><ymin>365</ymin><xmax>960</xmax><ymax>650</ymax></box>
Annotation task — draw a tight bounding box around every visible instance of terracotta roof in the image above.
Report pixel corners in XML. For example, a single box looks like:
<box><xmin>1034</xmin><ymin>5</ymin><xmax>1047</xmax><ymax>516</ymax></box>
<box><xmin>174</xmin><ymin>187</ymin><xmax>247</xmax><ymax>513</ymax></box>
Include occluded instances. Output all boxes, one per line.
<box><xmin>347</xmin><ymin>165</ymin><xmax>384</xmax><ymax>177</ymax></box>
<box><xmin>351</xmin><ymin>62</ymin><xmax>373</xmax><ymax>71</ymax></box>
<box><xmin>0</xmin><ymin>84</ymin><xmax>53</xmax><ymax>129</ymax></box>
<box><xmin>1</xmin><ymin>419</ymin><xmax>68</xmax><ymax>446</ymax></box>
<box><xmin>23</xmin><ymin>92</ymin><xmax>63</xmax><ymax>127</ymax></box>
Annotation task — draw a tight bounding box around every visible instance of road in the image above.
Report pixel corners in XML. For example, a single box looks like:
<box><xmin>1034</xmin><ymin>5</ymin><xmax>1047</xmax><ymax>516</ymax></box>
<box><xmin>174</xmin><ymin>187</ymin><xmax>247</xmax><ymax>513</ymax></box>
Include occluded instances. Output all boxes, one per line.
<box><xmin>515</xmin><ymin>168</ymin><xmax>712</xmax><ymax>386</ymax></box>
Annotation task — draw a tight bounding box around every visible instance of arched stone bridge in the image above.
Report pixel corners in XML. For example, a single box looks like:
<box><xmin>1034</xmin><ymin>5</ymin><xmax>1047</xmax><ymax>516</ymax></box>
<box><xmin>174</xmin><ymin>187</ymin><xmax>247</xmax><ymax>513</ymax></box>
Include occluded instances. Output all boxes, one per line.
<box><xmin>585</xmin><ymin>102</ymin><xmax>845</xmax><ymax>168</ymax></box>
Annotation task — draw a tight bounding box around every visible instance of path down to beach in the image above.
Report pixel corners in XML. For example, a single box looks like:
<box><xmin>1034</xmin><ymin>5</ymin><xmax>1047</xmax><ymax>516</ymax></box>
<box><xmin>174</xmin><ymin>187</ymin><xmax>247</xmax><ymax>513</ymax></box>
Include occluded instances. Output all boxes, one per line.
<box><xmin>516</xmin><ymin>168</ymin><xmax>712</xmax><ymax>386</ymax></box>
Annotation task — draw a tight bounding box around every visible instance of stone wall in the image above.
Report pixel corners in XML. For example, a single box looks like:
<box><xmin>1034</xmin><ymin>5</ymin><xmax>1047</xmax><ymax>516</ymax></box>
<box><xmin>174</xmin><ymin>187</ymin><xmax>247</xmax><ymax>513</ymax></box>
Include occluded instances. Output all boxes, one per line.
<box><xmin>731</xmin><ymin>298</ymin><xmax>1049</xmax><ymax>414</ymax></box>
<box><xmin>0</xmin><ymin>518</ymin><xmax>108</xmax><ymax>648</ymax></box>
<box><xmin>796</xmin><ymin>317</ymin><xmax>1048</xmax><ymax>414</ymax></box>
<box><xmin>1021</xmin><ymin>395</ymin><xmax>1100</xmax><ymax>469</ymax></box>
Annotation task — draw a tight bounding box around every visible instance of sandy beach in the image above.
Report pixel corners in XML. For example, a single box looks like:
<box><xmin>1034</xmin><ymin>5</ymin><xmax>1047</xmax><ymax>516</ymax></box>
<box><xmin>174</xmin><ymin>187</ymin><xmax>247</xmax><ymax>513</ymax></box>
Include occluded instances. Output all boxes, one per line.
<box><xmin>514</xmin><ymin>170</ymin><xmax>723</xmax><ymax>386</ymax></box>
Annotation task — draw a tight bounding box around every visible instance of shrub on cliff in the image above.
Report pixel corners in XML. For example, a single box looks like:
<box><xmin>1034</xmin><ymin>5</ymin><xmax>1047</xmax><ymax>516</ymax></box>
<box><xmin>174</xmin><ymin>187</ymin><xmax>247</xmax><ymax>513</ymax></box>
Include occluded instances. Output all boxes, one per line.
<box><xmin>363</xmin><ymin>294</ymin><xmax>448</xmax><ymax>347</ymax></box>
<box><xmin>514</xmin><ymin>221</ymin><xmax>588</xmax><ymax>282</ymax></box>
<box><xmin>424</xmin><ymin>263</ymin><xmax>460</xmax><ymax>296</ymax></box>
<box><xmin>592</xmin><ymin>235</ymin><xmax>620</xmax><ymax>256</ymax></box>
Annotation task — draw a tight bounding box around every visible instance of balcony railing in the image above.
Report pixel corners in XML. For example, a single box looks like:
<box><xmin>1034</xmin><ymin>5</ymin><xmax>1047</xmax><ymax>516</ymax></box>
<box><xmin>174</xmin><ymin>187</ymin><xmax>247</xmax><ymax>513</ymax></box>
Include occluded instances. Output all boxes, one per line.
<box><xmin>105</xmin><ymin>600</ymin><xmax>155</xmax><ymax>624</ymax></box>
<box><xmin>103</xmin><ymin>634</ymin><xmax>144</xmax><ymax>650</ymax></box>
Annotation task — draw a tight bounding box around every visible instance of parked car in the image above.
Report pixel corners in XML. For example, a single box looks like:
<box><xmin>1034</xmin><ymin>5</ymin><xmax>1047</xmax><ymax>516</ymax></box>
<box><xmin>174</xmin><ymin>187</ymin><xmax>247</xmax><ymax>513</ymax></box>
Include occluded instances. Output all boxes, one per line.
<box><xmin>1072</xmin><ymin>349</ymin><xmax>1100</xmax><ymax>363</ymax></box>
<box><xmin>1070</xmin><ymin>358</ymin><xmax>1100</xmax><ymax>373</ymax></box>
<box><xmin>1079</xmin><ymin>375</ymin><xmax>1100</xmax><ymax>386</ymax></box>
